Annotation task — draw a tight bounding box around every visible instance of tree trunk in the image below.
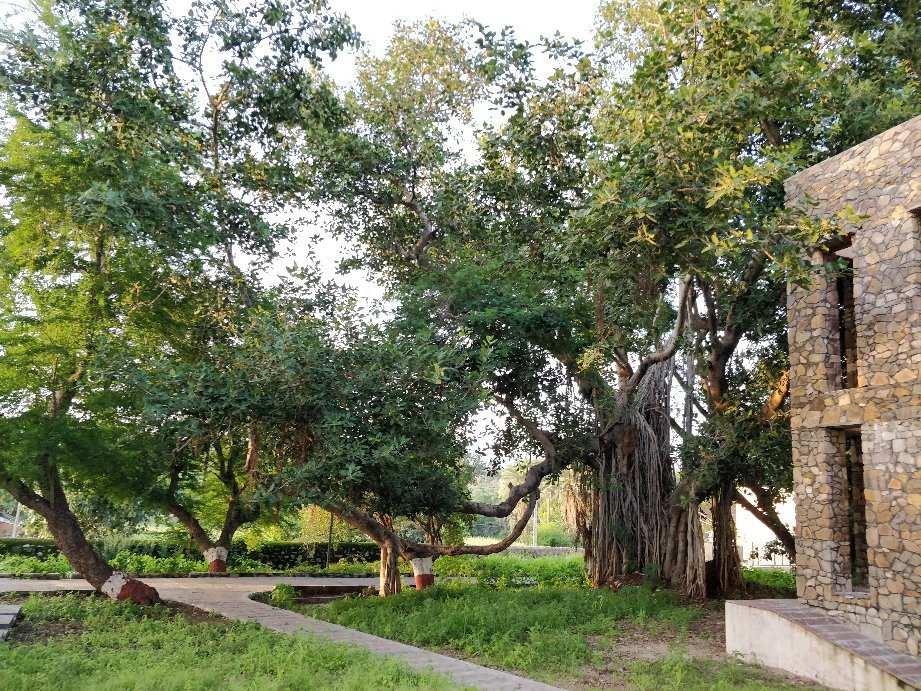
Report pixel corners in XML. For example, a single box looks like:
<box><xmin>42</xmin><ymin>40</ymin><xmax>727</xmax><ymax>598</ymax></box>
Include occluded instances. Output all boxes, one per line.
<box><xmin>167</xmin><ymin>483</ymin><xmax>259</xmax><ymax>574</ymax></box>
<box><xmin>662</xmin><ymin>497</ymin><xmax>706</xmax><ymax>599</ymax></box>
<box><xmin>6</xmin><ymin>477</ymin><xmax>160</xmax><ymax>604</ymax></box>
<box><xmin>379</xmin><ymin>541</ymin><xmax>402</xmax><ymax>596</ymax></box>
<box><xmin>411</xmin><ymin>556</ymin><xmax>435</xmax><ymax>590</ymax></box>
<box><xmin>585</xmin><ymin>362</ymin><xmax>674</xmax><ymax>588</ymax></box>
<box><xmin>167</xmin><ymin>502</ymin><xmax>227</xmax><ymax>573</ymax></box>
<box><xmin>712</xmin><ymin>478</ymin><xmax>746</xmax><ymax>598</ymax></box>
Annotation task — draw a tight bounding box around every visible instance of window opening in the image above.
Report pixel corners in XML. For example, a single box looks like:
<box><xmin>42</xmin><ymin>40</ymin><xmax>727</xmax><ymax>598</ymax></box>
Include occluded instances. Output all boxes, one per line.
<box><xmin>844</xmin><ymin>431</ymin><xmax>869</xmax><ymax>590</ymax></box>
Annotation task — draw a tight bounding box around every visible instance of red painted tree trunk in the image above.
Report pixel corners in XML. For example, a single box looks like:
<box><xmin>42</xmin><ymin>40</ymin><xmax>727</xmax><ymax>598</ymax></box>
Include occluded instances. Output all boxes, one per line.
<box><xmin>9</xmin><ymin>477</ymin><xmax>160</xmax><ymax>604</ymax></box>
<box><xmin>410</xmin><ymin>557</ymin><xmax>434</xmax><ymax>589</ymax></box>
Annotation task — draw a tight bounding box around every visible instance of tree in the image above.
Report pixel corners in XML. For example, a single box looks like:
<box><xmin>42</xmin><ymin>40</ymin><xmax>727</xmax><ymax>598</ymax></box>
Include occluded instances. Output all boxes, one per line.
<box><xmin>590</xmin><ymin>0</ymin><xmax>919</xmax><ymax>596</ymax></box>
<box><xmin>0</xmin><ymin>0</ymin><xmax>355</xmax><ymax>595</ymax></box>
<box><xmin>309</xmin><ymin>5</ymin><xmax>919</xmax><ymax>598</ymax></box>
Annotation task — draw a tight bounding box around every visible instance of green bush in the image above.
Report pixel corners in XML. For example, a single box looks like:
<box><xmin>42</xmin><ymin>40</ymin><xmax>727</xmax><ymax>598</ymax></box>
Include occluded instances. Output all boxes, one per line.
<box><xmin>247</xmin><ymin>540</ymin><xmax>380</xmax><ymax>569</ymax></box>
<box><xmin>269</xmin><ymin>584</ymin><xmax>297</xmax><ymax>607</ymax></box>
<box><xmin>109</xmin><ymin>551</ymin><xmax>209</xmax><ymax>575</ymax></box>
<box><xmin>536</xmin><ymin>522</ymin><xmax>575</xmax><ymax>547</ymax></box>
<box><xmin>0</xmin><ymin>538</ymin><xmax>59</xmax><ymax>559</ymax></box>
<box><xmin>0</xmin><ymin>553</ymin><xmax>72</xmax><ymax>576</ymax></box>
<box><xmin>742</xmin><ymin>567</ymin><xmax>796</xmax><ymax>593</ymax></box>
<box><xmin>433</xmin><ymin>554</ymin><xmax>587</xmax><ymax>588</ymax></box>
<box><xmin>0</xmin><ymin>537</ymin><xmax>385</xmax><ymax>575</ymax></box>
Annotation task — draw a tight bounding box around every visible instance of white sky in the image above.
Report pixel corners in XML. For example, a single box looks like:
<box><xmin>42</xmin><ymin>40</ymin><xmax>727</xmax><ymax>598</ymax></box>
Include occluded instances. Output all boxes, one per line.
<box><xmin>327</xmin><ymin>0</ymin><xmax>599</xmax><ymax>80</ymax></box>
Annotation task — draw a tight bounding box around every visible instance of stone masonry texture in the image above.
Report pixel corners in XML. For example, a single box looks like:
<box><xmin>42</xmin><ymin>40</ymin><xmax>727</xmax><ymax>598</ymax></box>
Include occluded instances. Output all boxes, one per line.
<box><xmin>785</xmin><ymin>114</ymin><xmax>921</xmax><ymax>657</ymax></box>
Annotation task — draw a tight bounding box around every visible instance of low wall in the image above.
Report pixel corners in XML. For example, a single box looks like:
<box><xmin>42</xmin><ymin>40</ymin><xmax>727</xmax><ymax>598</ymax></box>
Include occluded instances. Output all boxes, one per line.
<box><xmin>725</xmin><ymin>599</ymin><xmax>921</xmax><ymax>691</ymax></box>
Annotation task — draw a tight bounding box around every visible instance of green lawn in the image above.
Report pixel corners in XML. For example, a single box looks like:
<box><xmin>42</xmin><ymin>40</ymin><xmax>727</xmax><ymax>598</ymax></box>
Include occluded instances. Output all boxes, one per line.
<box><xmin>0</xmin><ymin>593</ymin><xmax>459</xmax><ymax>690</ymax></box>
<box><xmin>278</xmin><ymin>583</ymin><xmax>813</xmax><ymax>689</ymax></box>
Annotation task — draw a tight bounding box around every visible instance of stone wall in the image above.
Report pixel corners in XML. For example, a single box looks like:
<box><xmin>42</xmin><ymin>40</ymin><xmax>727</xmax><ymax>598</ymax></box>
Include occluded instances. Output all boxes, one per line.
<box><xmin>785</xmin><ymin>115</ymin><xmax>921</xmax><ymax>656</ymax></box>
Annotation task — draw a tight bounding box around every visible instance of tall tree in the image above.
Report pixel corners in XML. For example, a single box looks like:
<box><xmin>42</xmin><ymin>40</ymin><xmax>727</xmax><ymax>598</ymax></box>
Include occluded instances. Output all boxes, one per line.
<box><xmin>0</xmin><ymin>0</ymin><xmax>355</xmax><ymax>596</ymax></box>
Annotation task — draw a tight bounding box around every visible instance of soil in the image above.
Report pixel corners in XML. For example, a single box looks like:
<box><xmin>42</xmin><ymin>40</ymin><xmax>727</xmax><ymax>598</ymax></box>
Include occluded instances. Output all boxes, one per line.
<box><xmin>567</xmin><ymin>601</ymin><xmax>822</xmax><ymax>690</ymax></box>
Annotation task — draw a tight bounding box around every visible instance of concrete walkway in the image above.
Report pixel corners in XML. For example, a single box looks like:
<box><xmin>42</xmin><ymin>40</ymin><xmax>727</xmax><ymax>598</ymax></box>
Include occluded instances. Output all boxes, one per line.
<box><xmin>0</xmin><ymin>577</ymin><xmax>559</xmax><ymax>691</ymax></box>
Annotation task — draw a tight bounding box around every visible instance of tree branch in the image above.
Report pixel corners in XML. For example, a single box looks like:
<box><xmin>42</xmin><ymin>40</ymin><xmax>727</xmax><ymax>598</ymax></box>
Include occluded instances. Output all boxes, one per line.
<box><xmin>760</xmin><ymin>371</ymin><xmax>789</xmax><ymax>421</ymax></box>
<box><xmin>166</xmin><ymin>502</ymin><xmax>212</xmax><ymax>552</ymax></box>
<box><xmin>734</xmin><ymin>489</ymin><xmax>795</xmax><ymax>558</ymax></box>
<box><xmin>418</xmin><ymin>491</ymin><xmax>539</xmax><ymax>557</ymax></box>
<box><xmin>623</xmin><ymin>276</ymin><xmax>692</xmax><ymax>395</ymax></box>
<box><xmin>400</xmin><ymin>190</ymin><xmax>436</xmax><ymax>266</ymax></box>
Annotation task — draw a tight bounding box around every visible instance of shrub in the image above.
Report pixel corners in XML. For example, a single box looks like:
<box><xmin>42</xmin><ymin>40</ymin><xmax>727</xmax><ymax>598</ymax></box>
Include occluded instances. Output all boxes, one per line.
<box><xmin>536</xmin><ymin>522</ymin><xmax>575</xmax><ymax>547</ymax></box>
<box><xmin>248</xmin><ymin>541</ymin><xmax>380</xmax><ymax>569</ymax></box>
<box><xmin>269</xmin><ymin>584</ymin><xmax>297</xmax><ymax>607</ymax></box>
<box><xmin>433</xmin><ymin>554</ymin><xmax>587</xmax><ymax>588</ymax></box>
<box><xmin>0</xmin><ymin>538</ymin><xmax>59</xmax><ymax>559</ymax></box>
<box><xmin>742</xmin><ymin>567</ymin><xmax>796</xmax><ymax>593</ymax></box>
<box><xmin>0</xmin><ymin>553</ymin><xmax>72</xmax><ymax>576</ymax></box>
<box><xmin>109</xmin><ymin>551</ymin><xmax>209</xmax><ymax>575</ymax></box>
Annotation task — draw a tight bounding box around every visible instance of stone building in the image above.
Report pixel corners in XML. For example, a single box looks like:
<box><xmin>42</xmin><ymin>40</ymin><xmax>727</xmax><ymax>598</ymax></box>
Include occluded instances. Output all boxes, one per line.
<box><xmin>784</xmin><ymin>114</ymin><xmax>921</xmax><ymax>657</ymax></box>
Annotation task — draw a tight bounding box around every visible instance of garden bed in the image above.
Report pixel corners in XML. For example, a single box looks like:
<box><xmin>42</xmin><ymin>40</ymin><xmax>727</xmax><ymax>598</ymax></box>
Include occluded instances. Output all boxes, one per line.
<box><xmin>267</xmin><ymin>581</ymin><xmax>822</xmax><ymax>690</ymax></box>
<box><xmin>0</xmin><ymin>592</ymin><xmax>459</xmax><ymax>690</ymax></box>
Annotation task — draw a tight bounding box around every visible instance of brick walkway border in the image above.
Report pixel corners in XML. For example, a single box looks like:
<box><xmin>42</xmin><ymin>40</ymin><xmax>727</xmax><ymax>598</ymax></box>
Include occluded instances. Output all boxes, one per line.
<box><xmin>0</xmin><ymin>577</ymin><xmax>559</xmax><ymax>690</ymax></box>
<box><xmin>730</xmin><ymin>599</ymin><xmax>921</xmax><ymax>689</ymax></box>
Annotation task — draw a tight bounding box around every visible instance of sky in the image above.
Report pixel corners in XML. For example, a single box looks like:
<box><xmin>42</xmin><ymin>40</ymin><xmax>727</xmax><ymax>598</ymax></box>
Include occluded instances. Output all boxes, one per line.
<box><xmin>326</xmin><ymin>0</ymin><xmax>600</xmax><ymax>79</ymax></box>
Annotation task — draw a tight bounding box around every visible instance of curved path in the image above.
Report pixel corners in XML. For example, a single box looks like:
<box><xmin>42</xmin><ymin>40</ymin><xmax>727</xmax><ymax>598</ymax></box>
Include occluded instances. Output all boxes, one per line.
<box><xmin>0</xmin><ymin>576</ymin><xmax>559</xmax><ymax>691</ymax></box>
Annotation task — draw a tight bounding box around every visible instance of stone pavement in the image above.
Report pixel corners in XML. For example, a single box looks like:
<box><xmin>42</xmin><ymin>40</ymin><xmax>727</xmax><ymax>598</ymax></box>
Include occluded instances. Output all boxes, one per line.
<box><xmin>0</xmin><ymin>576</ymin><xmax>559</xmax><ymax>690</ymax></box>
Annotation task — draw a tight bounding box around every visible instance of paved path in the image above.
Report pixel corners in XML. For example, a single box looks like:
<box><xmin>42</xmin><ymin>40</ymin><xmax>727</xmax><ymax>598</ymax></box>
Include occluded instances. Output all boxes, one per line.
<box><xmin>0</xmin><ymin>577</ymin><xmax>559</xmax><ymax>690</ymax></box>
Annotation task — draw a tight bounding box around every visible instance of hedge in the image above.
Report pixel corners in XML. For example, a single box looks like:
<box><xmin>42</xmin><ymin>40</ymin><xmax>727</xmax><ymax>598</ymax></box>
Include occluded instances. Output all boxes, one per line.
<box><xmin>0</xmin><ymin>538</ymin><xmax>59</xmax><ymax>559</ymax></box>
<box><xmin>248</xmin><ymin>541</ymin><xmax>380</xmax><ymax>569</ymax></box>
<box><xmin>0</xmin><ymin>536</ymin><xmax>381</xmax><ymax>569</ymax></box>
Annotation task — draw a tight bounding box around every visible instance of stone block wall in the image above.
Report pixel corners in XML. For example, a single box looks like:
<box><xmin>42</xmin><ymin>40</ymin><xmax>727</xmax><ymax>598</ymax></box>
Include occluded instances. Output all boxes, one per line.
<box><xmin>785</xmin><ymin>115</ymin><xmax>921</xmax><ymax>656</ymax></box>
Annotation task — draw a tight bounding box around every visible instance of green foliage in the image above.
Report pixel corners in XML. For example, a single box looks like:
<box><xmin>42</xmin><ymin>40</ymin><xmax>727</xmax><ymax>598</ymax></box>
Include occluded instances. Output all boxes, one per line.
<box><xmin>0</xmin><ymin>537</ymin><xmax>391</xmax><ymax>575</ymax></box>
<box><xmin>0</xmin><ymin>538</ymin><xmax>59</xmax><ymax>558</ymax></box>
<box><xmin>298</xmin><ymin>505</ymin><xmax>362</xmax><ymax>543</ymax></box>
<box><xmin>0</xmin><ymin>554</ymin><xmax>71</xmax><ymax>576</ymax></box>
<box><xmin>248</xmin><ymin>541</ymin><xmax>381</xmax><ymax>569</ymax></box>
<box><xmin>433</xmin><ymin>554</ymin><xmax>587</xmax><ymax>588</ymax></box>
<box><xmin>629</xmin><ymin>648</ymin><xmax>801</xmax><ymax>690</ymax></box>
<box><xmin>108</xmin><ymin>551</ymin><xmax>209</xmax><ymax>575</ymax></box>
<box><xmin>742</xmin><ymin>568</ymin><xmax>796</xmax><ymax>594</ymax></box>
<box><xmin>1</xmin><ymin>594</ymin><xmax>458</xmax><ymax>690</ymax></box>
<box><xmin>536</xmin><ymin>522</ymin><xmax>575</xmax><ymax>547</ymax></box>
<box><xmin>269</xmin><ymin>584</ymin><xmax>297</xmax><ymax>608</ymax></box>
<box><xmin>297</xmin><ymin>583</ymin><xmax>697</xmax><ymax>675</ymax></box>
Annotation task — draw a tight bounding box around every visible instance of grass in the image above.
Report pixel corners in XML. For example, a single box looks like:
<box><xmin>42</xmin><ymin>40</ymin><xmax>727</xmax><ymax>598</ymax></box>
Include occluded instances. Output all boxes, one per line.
<box><xmin>276</xmin><ymin>583</ymin><xmax>813</xmax><ymax>689</ymax></box>
<box><xmin>629</xmin><ymin>649</ymin><xmax>812</xmax><ymax>690</ymax></box>
<box><xmin>295</xmin><ymin>582</ymin><xmax>698</xmax><ymax>676</ymax></box>
<box><xmin>0</xmin><ymin>593</ymin><xmax>460</xmax><ymax>690</ymax></box>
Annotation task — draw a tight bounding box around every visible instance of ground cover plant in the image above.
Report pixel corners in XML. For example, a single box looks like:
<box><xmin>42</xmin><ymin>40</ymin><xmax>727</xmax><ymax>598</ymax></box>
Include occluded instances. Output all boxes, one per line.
<box><xmin>299</xmin><ymin>583</ymin><xmax>691</xmax><ymax>676</ymax></box>
<box><xmin>0</xmin><ymin>554</ymin><xmax>73</xmax><ymax>576</ymax></box>
<box><xmin>0</xmin><ymin>593</ymin><xmax>459</xmax><ymax>690</ymax></box>
<box><xmin>277</xmin><ymin>582</ymin><xmax>812</xmax><ymax>688</ymax></box>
